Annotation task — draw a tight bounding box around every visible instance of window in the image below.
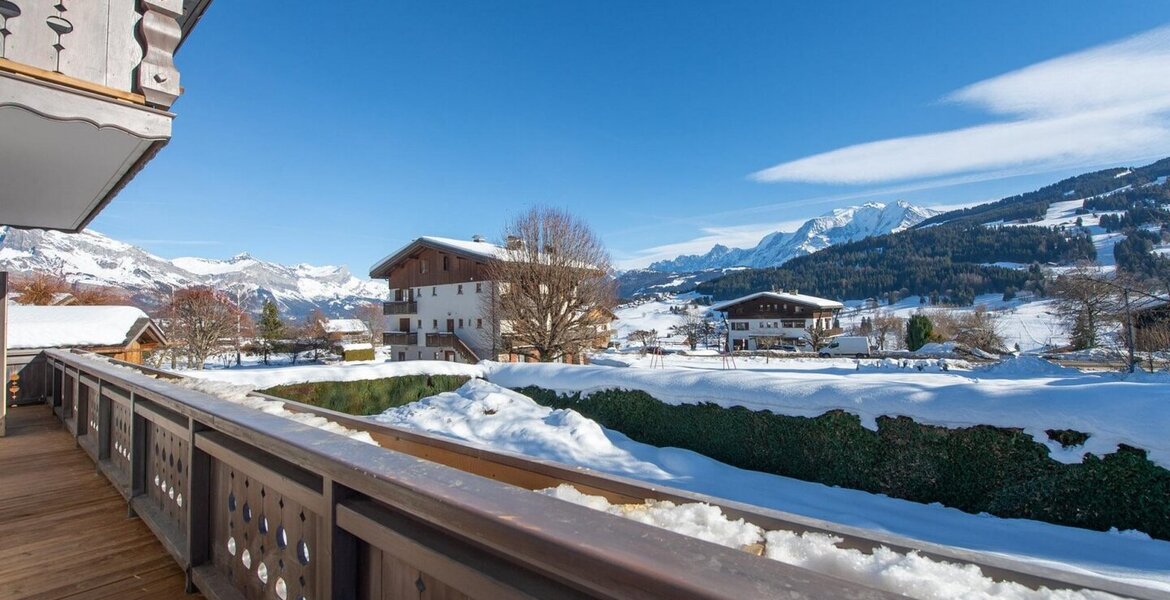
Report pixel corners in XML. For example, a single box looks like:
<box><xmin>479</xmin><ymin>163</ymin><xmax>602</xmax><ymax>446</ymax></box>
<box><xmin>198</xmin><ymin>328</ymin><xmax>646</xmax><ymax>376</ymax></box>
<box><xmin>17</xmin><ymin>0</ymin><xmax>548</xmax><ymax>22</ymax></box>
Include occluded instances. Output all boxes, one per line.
<box><xmin>432</xmin><ymin>319</ymin><xmax>438</xmax><ymax>329</ymax></box>
<box><xmin>442</xmin><ymin>255</ymin><xmax>450</xmax><ymax>271</ymax></box>
<box><xmin>419</xmin><ymin>260</ymin><xmax>428</xmax><ymax>274</ymax></box>
<box><xmin>458</xmin><ymin>318</ymin><xmax>464</xmax><ymax>328</ymax></box>
<box><xmin>417</xmin><ymin>351</ymin><xmax>422</xmax><ymax>359</ymax></box>
<box><xmin>731</xmin><ymin>322</ymin><xmax>749</xmax><ymax>331</ymax></box>
<box><xmin>477</xmin><ymin>318</ymin><xmax>483</xmax><ymax>329</ymax></box>
<box><xmin>795</xmin><ymin>306</ymin><xmax>802</xmax><ymax>313</ymax></box>
<box><xmin>417</xmin><ymin>319</ymin><xmax>422</xmax><ymax>329</ymax></box>
<box><xmin>457</xmin><ymin>284</ymin><xmax>463</xmax><ymax>295</ymax></box>
<box><xmin>476</xmin><ymin>282</ymin><xmax>482</xmax><ymax>293</ymax></box>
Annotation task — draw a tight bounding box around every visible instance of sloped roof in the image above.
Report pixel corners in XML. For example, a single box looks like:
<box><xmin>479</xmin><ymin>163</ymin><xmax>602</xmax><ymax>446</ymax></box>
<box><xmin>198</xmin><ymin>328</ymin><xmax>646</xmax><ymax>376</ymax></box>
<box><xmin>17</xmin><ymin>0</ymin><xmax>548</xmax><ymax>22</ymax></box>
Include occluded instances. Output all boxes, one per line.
<box><xmin>6</xmin><ymin>305</ymin><xmax>166</xmax><ymax>349</ymax></box>
<box><xmin>370</xmin><ymin>236</ymin><xmax>506</xmax><ymax>278</ymax></box>
<box><xmin>709</xmin><ymin>291</ymin><xmax>844</xmax><ymax>312</ymax></box>
<box><xmin>322</xmin><ymin>318</ymin><xmax>370</xmax><ymax>334</ymax></box>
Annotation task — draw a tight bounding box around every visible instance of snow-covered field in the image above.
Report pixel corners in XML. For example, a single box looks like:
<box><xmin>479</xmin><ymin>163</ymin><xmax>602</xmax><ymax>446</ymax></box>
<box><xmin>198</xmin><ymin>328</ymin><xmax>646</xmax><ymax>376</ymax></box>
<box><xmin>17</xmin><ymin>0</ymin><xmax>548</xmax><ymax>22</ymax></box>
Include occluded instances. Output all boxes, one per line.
<box><xmin>484</xmin><ymin>358</ymin><xmax>1168</xmax><ymax>468</ymax></box>
<box><xmin>183</xmin><ymin>357</ymin><xmax>1170</xmax><ymax>593</ymax></box>
<box><xmin>372</xmin><ymin>377</ymin><xmax>1169</xmax><ymax>594</ymax></box>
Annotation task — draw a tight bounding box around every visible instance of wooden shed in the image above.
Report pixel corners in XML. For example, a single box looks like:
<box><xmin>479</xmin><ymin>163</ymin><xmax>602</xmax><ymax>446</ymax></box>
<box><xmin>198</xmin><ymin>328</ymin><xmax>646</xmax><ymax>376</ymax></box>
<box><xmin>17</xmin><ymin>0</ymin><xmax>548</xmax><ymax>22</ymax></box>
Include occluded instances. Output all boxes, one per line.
<box><xmin>4</xmin><ymin>305</ymin><xmax>166</xmax><ymax>405</ymax></box>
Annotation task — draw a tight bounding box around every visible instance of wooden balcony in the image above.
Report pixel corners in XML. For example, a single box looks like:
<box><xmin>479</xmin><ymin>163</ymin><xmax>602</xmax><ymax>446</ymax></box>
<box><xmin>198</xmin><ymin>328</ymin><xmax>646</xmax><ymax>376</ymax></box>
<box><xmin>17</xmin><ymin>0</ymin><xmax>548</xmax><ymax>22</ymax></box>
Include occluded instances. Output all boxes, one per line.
<box><xmin>0</xmin><ymin>405</ymin><xmax>196</xmax><ymax>599</ymax></box>
<box><xmin>382</xmin><ymin>300</ymin><xmax>418</xmax><ymax>315</ymax></box>
<box><xmin>424</xmin><ymin>332</ymin><xmax>479</xmax><ymax>362</ymax></box>
<box><xmin>0</xmin><ymin>0</ymin><xmax>212</xmax><ymax>232</ymax></box>
<box><xmin>382</xmin><ymin>331</ymin><xmax>413</xmax><ymax>346</ymax></box>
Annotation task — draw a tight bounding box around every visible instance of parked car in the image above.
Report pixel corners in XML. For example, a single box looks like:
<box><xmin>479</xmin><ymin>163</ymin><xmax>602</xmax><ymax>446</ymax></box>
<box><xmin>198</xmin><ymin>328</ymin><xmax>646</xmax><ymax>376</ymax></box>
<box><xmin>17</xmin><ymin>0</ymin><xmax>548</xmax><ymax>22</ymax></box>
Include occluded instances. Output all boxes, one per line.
<box><xmin>818</xmin><ymin>336</ymin><xmax>872</xmax><ymax>358</ymax></box>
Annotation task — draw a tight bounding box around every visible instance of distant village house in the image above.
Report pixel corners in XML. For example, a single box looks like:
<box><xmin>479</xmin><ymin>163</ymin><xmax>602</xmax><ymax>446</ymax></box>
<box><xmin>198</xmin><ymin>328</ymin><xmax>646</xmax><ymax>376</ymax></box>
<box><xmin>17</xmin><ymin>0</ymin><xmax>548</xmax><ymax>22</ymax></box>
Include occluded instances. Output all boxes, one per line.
<box><xmin>710</xmin><ymin>291</ymin><xmax>843</xmax><ymax>351</ymax></box>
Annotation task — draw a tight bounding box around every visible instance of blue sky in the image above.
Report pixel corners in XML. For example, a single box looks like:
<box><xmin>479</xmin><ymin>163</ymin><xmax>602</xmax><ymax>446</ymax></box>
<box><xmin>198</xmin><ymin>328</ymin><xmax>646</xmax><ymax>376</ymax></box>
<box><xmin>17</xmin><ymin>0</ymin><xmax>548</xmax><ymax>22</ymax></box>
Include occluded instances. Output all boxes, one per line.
<box><xmin>92</xmin><ymin>1</ymin><xmax>1170</xmax><ymax>273</ymax></box>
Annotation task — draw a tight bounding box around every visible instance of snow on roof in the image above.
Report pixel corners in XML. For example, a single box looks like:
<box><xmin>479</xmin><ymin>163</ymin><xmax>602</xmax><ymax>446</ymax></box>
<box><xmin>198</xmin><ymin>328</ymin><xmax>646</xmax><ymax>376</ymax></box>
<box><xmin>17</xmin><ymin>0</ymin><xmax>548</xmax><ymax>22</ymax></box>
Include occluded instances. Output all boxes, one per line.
<box><xmin>418</xmin><ymin>236</ymin><xmax>507</xmax><ymax>261</ymax></box>
<box><xmin>6</xmin><ymin>305</ymin><xmax>151</xmax><ymax>349</ymax></box>
<box><xmin>322</xmin><ymin>318</ymin><xmax>370</xmax><ymax>334</ymax></box>
<box><xmin>709</xmin><ymin>291</ymin><xmax>844</xmax><ymax>312</ymax></box>
<box><xmin>370</xmin><ymin>236</ymin><xmax>507</xmax><ymax>278</ymax></box>
<box><xmin>340</xmin><ymin>342</ymin><xmax>374</xmax><ymax>352</ymax></box>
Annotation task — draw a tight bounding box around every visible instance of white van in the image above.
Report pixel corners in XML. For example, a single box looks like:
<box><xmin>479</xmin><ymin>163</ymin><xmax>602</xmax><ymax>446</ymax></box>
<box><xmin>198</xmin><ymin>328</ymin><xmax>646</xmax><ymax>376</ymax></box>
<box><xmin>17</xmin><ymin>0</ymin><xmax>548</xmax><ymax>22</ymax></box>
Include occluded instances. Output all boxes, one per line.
<box><xmin>817</xmin><ymin>336</ymin><xmax>872</xmax><ymax>358</ymax></box>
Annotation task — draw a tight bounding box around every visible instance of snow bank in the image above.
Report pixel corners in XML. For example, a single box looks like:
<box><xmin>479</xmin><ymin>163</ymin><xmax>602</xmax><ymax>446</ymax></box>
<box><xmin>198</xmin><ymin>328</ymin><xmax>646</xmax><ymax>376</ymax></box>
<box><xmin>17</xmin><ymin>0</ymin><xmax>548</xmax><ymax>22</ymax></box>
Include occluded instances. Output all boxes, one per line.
<box><xmin>542</xmin><ymin>485</ymin><xmax>1123</xmax><ymax>600</ymax></box>
<box><xmin>184</xmin><ymin>360</ymin><xmax>485</xmax><ymax>390</ymax></box>
<box><xmin>484</xmin><ymin>361</ymin><xmax>1170</xmax><ymax>468</ymax></box>
<box><xmin>372</xmin><ymin>380</ymin><xmax>672</xmax><ymax>480</ymax></box>
<box><xmin>371</xmin><ymin>379</ymin><xmax>1170</xmax><ymax>591</ymax></box>
<box><xmin>7</xmin><ymin>304</ymin><xmax>147</xmax><ymax>349</ymax></box>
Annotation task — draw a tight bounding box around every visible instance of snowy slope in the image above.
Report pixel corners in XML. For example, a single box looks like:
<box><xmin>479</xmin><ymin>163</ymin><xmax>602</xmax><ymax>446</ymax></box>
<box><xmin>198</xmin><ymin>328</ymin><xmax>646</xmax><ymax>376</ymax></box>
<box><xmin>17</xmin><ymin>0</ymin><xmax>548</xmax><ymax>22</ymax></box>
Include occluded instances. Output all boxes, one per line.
<box><xmin>649</xmin><ymin>201</ymin><xmax>937</xmax><ymax>272</ymax></box>
<box><xmin>0</xmin><ymin>227</ymin><xmax>385</xmax><ymax>318</ymax></box>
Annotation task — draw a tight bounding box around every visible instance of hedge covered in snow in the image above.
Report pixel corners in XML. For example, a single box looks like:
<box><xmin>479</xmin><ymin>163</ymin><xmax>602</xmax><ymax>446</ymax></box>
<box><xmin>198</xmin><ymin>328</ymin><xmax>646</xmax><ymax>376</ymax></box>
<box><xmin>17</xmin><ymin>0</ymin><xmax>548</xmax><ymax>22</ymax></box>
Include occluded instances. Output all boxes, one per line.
<box><xmin>263</xmin><ymin>375</ymin><xmax>470</xmax><ymax>415</ymax></box>
<box><xmin>517</xmin><ymin>386</ymin><xmax>1170</xmax><ymax>540</ymax></box>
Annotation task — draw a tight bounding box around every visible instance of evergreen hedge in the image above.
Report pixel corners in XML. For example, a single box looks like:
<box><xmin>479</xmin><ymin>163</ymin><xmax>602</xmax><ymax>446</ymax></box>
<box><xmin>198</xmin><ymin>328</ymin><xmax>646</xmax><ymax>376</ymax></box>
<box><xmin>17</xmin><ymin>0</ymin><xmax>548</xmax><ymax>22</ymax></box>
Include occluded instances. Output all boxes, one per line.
<box><xmin>263</xmin><ymin>375</ymin><xmax>470</xmax><ymax>416</ymax></box>
<box><xmin>517</xmin><ymin>386</ymin><xmax>1170</xmax><ymax>540</ymax></box>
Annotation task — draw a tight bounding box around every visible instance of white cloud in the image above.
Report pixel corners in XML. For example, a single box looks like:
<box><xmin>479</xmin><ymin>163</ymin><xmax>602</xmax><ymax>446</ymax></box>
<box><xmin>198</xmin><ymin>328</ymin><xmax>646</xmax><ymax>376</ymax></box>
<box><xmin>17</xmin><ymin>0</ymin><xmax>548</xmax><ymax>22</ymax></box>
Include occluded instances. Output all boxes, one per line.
<box><xmin>615</xmin><ymin>220</ymin><xmax>807</xmax><ymax>270</ymax></box>
<box><xmin>752</xmin><ymin>24</ymin><xmax>1170</xmax><ymax>185</ymax></box>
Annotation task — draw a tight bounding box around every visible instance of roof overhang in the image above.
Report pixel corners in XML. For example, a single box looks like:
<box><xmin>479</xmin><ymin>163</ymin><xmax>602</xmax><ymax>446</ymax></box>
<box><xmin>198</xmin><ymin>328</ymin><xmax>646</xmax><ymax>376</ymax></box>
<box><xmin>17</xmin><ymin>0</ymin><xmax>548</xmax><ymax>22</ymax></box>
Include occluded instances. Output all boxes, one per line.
<box><xmin>0</xmin><ymin>72</ymin><xmax>173</xmax><ymax>232</ymax></box>
<box><xmin>370</xmin><ymin>238</ymin><xmax>498</xmax><ymax>279</ymax></box>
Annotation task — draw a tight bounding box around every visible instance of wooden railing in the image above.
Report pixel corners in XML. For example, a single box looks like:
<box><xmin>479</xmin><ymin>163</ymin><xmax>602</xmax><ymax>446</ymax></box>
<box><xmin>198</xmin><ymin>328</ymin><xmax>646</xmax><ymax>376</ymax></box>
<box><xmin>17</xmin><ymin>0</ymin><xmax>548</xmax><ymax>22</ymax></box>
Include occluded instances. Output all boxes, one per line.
<box><xmin>382</xmin><ymin>331</ymin><xmax>414</xmax><ymax>346</ymax></box>
<box><xmin>382</xmin><ymin>300</ymin><xmax>418</xmax><ymax>315</ymax></box>
<box><xmin>44</xmin><ymin>349</ymin><xmax>910</xmax><ymax>600</ymax></box>
<box><xmin>424</xmin><ymin>332</ymin><xmax>480</xmax><ymax>362</ymax></box>
<box><xmin>0</xmin><ymin>0</ymin><xmax>182</xmax><ymax>107</ymax></box>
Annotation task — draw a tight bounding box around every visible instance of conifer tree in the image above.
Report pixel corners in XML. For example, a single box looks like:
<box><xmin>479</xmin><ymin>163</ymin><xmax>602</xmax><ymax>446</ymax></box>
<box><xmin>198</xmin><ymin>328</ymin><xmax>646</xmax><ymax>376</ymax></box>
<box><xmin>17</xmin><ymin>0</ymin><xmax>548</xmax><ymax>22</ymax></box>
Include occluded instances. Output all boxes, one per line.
<box><xmin>258</xmin><ymin>300</ymin><xmax>284</xmax><ymax>365</ymax></box>
<box><xmin>906</xmin><ymin>314</ymin><xmax>933</xmax><ymax>351</ymax></box>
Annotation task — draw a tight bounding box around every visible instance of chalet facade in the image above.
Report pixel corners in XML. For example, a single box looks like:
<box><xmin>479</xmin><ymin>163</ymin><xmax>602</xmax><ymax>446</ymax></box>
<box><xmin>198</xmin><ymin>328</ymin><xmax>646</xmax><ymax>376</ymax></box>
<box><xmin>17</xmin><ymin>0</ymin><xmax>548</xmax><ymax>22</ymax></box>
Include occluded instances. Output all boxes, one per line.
<box><xmin>710</xmin><ymin>291</ymin><xmax>843</xmax><ymax>351</ymax></box>
<box><xmin>369</xmin><ymin>236</ymin><xmax>613</xmax><ymax>364</ymax></box>
<box><xmin>370</xmin><ymin>237</ymin><xmax>506</xmax><ymax>363</ymax></box>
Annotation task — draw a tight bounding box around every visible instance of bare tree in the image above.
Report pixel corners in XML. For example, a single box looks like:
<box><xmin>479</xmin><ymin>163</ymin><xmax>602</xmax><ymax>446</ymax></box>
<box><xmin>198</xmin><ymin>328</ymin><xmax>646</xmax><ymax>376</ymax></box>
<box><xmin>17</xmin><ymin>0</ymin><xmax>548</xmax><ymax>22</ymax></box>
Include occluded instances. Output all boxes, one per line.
<box><xmin>804</xmin><ymin>321</ymin><xmax>832</xmax><ymax>351</ymax></box>
<box><xmin>165</xmin><ymin>287</ymin><xmax>242</xmax><ymax>370</ymax></box>
<box><xmin>670</xmin><ymin>314</ymin><xmax>708</xmax><ymax>351</ymax></box>
<box><xmin>71</xmin><ymin>284</ymin><xmax>131</xmax><ymax>305</ymax></box>
<box><xmin>871</xmin><ymin>311</ymin><xmax>903</xmax><ymax>351</ymax></box>
<box><xmin>1050</xmin><ymin>265</ymin><xmax>1120</xmax><ymax>350</ymax></box>
<box><xmin>12</xmin><ymin>272</ymin><xmax>70</xmax><ymax>305</ymax></box>
<box><xmin>482</xmin><ymin>207</ymin><xmax>617</xmax><ymax>362</ymax></box>
<box><xmin>627</xmin><ymin>329</ymin><xmax>657</xmax><ymax>350</ymax></box>
<box><xmin>303</xmin><ymin>308</ymin><xmax>330</xmax><ymax>361</ymax></box>
<box><xmin>355</xmin><ymin>302</ymin><xmax>385</xmax><ymax>345</ymax></box>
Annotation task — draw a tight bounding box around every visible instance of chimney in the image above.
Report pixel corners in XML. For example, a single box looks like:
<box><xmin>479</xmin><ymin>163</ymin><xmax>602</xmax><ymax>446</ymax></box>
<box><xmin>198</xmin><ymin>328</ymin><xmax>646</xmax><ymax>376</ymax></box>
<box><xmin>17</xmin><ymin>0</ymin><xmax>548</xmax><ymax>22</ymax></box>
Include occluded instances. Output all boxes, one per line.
<box><xmin>505</xmin><ymin>235</ymin><xmax>523</xmax><ymax>250</ymax></box>
<box><xmin>471</xmin><ymin>234</ymin><xmax>486</xmax><ymax>243</ymax></box>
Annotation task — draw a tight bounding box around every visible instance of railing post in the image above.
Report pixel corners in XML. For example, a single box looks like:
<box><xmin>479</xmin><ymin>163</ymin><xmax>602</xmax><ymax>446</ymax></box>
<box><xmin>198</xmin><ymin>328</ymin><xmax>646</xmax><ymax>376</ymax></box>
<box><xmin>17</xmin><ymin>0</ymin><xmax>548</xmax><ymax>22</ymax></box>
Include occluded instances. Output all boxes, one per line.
<box><xmin>186</xmin><ymin>418</ymin><xmax>211</xmax><ymax>593</ymax></box>
<box><xmin>97</xmin><ymin>381</ymin><xmax>112</xmax><ymax>462</ymax></box>
<box><xmin>326</xmin><ymin>480</ymin><xmax>358</xmax><ymax>600</ymax></box>
<box><xmin>129</xmin><ymin>391</ymin><xmax>146</xmax><ymax>518</ymax></box>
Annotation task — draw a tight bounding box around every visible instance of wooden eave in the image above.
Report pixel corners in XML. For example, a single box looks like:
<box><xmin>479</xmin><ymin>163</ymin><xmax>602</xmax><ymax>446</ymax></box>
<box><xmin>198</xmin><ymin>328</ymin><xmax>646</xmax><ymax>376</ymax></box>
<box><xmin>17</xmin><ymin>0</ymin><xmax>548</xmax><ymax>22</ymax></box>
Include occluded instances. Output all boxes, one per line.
<box><xmin>369</xmin><ymin>239</ymin><xmax>497</xmax><ymax>279</ymax></box>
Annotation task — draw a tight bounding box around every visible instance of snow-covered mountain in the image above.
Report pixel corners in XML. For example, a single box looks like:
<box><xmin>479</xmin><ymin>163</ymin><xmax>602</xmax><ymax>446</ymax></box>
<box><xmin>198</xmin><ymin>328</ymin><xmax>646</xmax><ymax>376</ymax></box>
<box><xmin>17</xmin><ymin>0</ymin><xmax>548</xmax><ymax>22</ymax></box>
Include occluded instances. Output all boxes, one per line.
<box><xmin>0</xmin><ymin>227</ymin><xmax>385</xmax><ymax>318</ymax></box>
<box><xmin>648</xmin><ymin>201</ymin><xmax>937</xmax><ymax>272</ymax></box>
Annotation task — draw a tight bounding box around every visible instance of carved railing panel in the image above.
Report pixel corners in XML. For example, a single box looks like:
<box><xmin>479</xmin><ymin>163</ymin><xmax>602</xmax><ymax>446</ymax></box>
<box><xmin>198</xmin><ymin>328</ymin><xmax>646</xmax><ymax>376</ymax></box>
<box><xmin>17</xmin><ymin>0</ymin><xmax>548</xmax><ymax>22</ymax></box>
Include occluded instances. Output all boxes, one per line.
<box><xmin>109</xmin><ymin>396</ymin><xmax>132</xmax><ymax>480</ymax></box>
<box><xmin>211</xmin><ymin>460</ymin><xmax>321</xmax><ymax>600</ymax></box>
<box><xmin>0</xmin><ymin>0</ymin><xmax>178</xmax><ymax>106</ymax></box>
<box><xmin>145</xmin><ymin>419</ymin><xmax>188</xmax><ymax>532</ymax></box>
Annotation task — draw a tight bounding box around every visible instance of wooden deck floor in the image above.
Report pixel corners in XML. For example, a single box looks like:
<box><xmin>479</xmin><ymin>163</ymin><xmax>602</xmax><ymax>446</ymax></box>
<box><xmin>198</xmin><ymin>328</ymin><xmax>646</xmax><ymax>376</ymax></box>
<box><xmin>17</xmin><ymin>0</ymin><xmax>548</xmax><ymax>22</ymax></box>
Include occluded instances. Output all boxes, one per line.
<box><xmin>0</xmin><ymin>405</ymin><xmax>198</xmax><ymax>600</ymax></box>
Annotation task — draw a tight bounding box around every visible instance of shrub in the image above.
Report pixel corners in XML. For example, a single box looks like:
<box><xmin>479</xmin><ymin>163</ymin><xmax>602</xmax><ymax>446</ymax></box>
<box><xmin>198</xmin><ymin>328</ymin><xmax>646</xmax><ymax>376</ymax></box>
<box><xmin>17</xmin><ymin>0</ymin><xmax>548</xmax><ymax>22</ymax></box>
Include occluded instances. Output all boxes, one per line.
<box><xmin>517</xmin><ymin>386</ymin><xmax>1170</xmax><ymax>540</ymax></box>
<box><xmin>263</xmin><ymin>375</ymin><xmax>470</xmax><ymax>415</ymax></box>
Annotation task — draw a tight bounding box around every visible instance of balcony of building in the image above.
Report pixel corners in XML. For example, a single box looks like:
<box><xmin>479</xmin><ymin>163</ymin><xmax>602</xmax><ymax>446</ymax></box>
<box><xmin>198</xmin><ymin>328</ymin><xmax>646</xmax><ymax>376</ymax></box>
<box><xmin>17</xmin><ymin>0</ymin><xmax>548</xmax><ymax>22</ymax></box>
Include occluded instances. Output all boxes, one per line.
<box><xmin>382</xmin><ymin>300</ymin><xmax>418</xmax><ymax>315</ymax></box>
<box><xmin>382</xmin><ymin>331</ymin><xmax>414</xmax><ymax>346</ymax></box>
<box><xmin>0</xmin><ymin>0</ymin><xmax>211</xmax><ymax>232</ymax></box>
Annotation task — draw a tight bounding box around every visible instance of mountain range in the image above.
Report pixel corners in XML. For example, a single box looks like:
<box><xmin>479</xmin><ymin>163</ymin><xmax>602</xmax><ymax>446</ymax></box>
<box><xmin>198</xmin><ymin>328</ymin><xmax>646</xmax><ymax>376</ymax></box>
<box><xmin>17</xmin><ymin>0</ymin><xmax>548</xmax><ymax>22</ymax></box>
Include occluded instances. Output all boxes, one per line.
<box><xmin>0</xmin><ymin>227</ymin><xmax>385</xmax><ymax>318</ymax></box>
<box><xmin>647</xmin><ymin>201</ymin><xmax>936</xmax><ymax>272</ymax></box>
